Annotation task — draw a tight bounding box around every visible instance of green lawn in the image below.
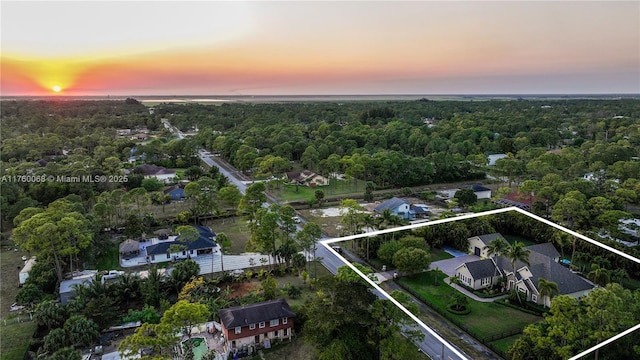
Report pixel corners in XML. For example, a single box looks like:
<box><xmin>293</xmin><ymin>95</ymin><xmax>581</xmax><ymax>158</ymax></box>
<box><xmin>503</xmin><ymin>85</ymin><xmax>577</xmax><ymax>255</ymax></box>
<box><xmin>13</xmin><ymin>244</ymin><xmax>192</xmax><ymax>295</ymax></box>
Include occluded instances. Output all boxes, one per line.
<box><xmin>270</xmin><ymin>179</ymin><xmax>368</xmax><ymax>203</ymax></box>
<box><xmin>503</xmin><ymin>235</ymin><xmax>536</xmax><ymax>247</ymax></box>
<box><xmin>0</xmin><ymin>242</ymin><xmax>37</xmax><ymax>360</ymax></box>
<box><xmin>274</xmin><ymin>265</ymin><xmax>332</xmax><ymax>308</ymax></box>
<box><xmin>490</xmin><ymin>334</ymin><xmax>520</xmax><ymax>356</ymax></box>
<box><xmin>431</xmin><ymin>248</ymin><xmax>455</xmax><ymax>262</ymax></box>
<box><xmin>96</xmin><ymin>242</ymin><xmax>120</xmax><ymax>270</ymax></box>
<box><xmin>398</xmin><ymin>271</ymin><xmax>541</xmax><ymax>340</ymax></box>
<box><xmin>0</xmin><ymin>316</ymin><xmax>36</xmax><ymax>360</ymax></box>
<box><xmin>205</xmin><ymin>217</ymin><xmax>252</xmax><ymax>254</ymax></box>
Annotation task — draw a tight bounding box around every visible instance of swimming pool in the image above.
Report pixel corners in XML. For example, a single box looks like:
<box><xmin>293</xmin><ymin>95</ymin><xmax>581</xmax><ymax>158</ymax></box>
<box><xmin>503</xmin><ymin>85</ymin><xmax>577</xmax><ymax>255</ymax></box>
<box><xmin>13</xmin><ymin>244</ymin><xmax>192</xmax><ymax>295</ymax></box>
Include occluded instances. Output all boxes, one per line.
<box><xmin>182</xmin><ymin>337</ymin><xmax>208</xmax><ymax>360</ymax></box>
<box><xmin>443</xmin><ymin>246</ymin><xmax>468</xmax><ymax>258</ymax></box>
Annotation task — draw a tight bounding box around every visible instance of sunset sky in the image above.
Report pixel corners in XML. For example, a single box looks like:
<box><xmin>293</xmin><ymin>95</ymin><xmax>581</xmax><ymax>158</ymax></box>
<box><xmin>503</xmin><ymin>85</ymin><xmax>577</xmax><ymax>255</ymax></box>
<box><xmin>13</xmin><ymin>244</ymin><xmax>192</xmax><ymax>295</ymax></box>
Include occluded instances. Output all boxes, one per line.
<box><xmin>1</xmin><ymin>1</ymin><xmax>639</xmax><ymax>96</ymax></box>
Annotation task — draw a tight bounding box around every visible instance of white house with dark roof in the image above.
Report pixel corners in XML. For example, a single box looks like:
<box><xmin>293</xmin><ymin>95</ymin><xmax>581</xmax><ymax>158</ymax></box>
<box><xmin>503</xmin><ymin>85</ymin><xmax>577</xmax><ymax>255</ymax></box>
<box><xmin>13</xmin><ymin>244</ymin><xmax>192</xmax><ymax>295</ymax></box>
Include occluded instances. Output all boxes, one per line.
<box><xmin>456</xmin><ymin>241</ymin><xmax>594</xmax><ymax>307</ymax></box>
<box><xmin>455</xmin><ymin>258</ymin><xmax>503</xmax><ymax>290</ymax></box>
<box><xmin>144</xmin><ymin>226</ymin><xmax>217</xmax><ymax>264</ymax></box>
<box><xmin>135</xmin><ymin>164</ymin><xmax>176</xmax><ymax>183</ymax></box>
<box><xmin>218</xmin><ymin>299</ymin><xmax>296</xmax><ymax>354</ymax></box>
<box><xmin>467</xmin><ymin>233</ymin><xmax>506</xmax><ymax>258</ymax></box>
<box><xmin>465</xmin><ymin>184</ymin><xmax>492</xmax><ymax>199</ymax></box>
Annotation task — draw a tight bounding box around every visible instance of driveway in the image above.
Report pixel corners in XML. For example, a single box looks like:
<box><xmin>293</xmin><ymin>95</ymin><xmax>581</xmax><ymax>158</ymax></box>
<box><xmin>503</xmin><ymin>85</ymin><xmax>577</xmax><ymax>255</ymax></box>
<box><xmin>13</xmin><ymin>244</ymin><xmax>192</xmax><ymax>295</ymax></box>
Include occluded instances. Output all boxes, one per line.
<box><xmin>429</xmin><ymin>255</ymin><xmax>480</xmax><ymax>276</ymax></box>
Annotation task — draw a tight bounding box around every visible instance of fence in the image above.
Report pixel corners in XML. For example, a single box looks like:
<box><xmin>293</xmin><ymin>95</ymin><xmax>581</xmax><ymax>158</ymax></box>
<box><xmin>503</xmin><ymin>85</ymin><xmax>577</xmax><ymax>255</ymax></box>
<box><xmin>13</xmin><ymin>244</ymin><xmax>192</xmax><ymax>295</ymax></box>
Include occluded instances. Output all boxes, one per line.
<box><xmin>395</xmin><ymin>281</ymin><xmax>517</xmax><ymax>358</ymax></box>
<box><xmin>2</xmin><ymin>313</ymin><xmax>34</xmax><ymax>326</ymax></box>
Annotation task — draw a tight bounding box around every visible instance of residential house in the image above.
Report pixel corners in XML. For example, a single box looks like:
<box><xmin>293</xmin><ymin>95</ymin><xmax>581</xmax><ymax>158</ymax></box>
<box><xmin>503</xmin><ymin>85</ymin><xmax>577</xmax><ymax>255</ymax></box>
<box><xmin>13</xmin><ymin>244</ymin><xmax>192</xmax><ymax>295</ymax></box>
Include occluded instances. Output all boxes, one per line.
<box><xmin>218</xmin><ymin>299</ymin><xmax>296</xmax><ymax>354</ymax></box>
<box><xmin>619</xmin><ymin>218</ymin><xmax>640</xmax><ymax>240</ymax></box>
<box><xmin>135</xmin><ymin>164</ymin><xmax>176</xmax><ymax>183</ymax></box>
<box><xmin>464</xmin><ymin>184</ymin><xmax>492</xmax><ymax>199</ymax></box>
<box><xmin>467</xmin><ymin>233</ymin><xmax>506</xmax><ymax>258</ymax></box>
<box><xmin>131</xmin><ymin>133</ymin><xmax>149</xmax><ymax>141</ymax></box>
<box><xmin>455</xmin><ymin>258</ymin><xmax>503</xmax><ymax>290</ymax></box>
<box><xmin>487</xmin><ymin>154</ymin><xmax>507</xmax><ymax>166</ymax></box>
<box><xmin>494</xmin><ymin>192</ymin><xmax>535</xmax><ymax>211</ymax></box>
<box><xmin>456</xmin><ymin>240</ymin><xmax>594</xmax><ymax>307</ymax></box>
<box><xmin>374</xmin><ymin>197</ymin><xmax>412</xmax><ymax>220</ymax></box>
<box><xmin>59</xmin><ymin>270</ymin><xmax>98</xmax><ymax>305</ymax></box>
<box><xmin>144</xmin><ymin>226</ymin><xmax>217</xmax><ymax>264</ymax></box>
<box><xmin>439</xmin><ymin>184</ymin><xmax>491</xmax><ymax>201</ymax></box>
<box><xmin>285</xmin><ymin>170</ymin><xmax>329</xmax><ymax>187</ymax></box>
<box><xmin>163</xmin><ymin>184</ymin><xmax>185</xmax><ymax>200</ymax></box>
<box><xmin>410</xmin><ymin>204</ymin><xmax>430</xmax><ymax>219</ymax></box>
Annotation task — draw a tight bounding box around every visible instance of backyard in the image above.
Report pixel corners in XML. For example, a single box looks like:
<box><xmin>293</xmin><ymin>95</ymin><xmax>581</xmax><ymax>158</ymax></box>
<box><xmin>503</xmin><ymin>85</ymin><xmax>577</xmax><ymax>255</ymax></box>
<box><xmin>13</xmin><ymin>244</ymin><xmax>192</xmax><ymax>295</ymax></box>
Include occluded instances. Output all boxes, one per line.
<box><xmin>397</xmin><ymin>271</ymin><xmax>541</xmax><ymax>342</ymax></box>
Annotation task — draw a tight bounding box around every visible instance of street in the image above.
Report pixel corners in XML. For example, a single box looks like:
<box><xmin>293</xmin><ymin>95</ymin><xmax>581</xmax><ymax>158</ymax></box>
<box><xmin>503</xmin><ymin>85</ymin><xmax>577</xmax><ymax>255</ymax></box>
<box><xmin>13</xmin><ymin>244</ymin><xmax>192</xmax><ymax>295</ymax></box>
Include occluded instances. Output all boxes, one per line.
<box><xmin>169</xmin><ymin>120</ymin><xmax>476</xmax><ymax>360</ymax></box>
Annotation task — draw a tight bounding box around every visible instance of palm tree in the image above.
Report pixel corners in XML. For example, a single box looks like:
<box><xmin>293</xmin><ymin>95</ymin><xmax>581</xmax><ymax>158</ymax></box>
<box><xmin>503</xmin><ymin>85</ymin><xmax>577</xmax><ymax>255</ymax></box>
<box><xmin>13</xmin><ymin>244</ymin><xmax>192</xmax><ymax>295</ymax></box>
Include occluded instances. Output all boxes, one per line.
<box><xmin>504</xmin><ymin>241</ymin><xmax>530</xmax><ymax>304</ymax></box>
<box><xmin>486</xmin><ymin>238</ymin><xmax>509</xmax><ymax>259</ymax></box>
<box><xmin>587</xmin><ymin>264</ymin><xmax>611</xmax><ymax>287</ymax></box>
<box><xmin>485</xmin><ymin>238</ymin><xmax>508</xmax><ymax>285</ymax></box>
<box><xmin>362</xmin><ymin>214</ymin><xmax>378</xmax><ymax>260</ymax></box>
<box><xmin>537</xmin><ymin>278</ymin><xmax>559</xmax><ymax>308</ymax></box>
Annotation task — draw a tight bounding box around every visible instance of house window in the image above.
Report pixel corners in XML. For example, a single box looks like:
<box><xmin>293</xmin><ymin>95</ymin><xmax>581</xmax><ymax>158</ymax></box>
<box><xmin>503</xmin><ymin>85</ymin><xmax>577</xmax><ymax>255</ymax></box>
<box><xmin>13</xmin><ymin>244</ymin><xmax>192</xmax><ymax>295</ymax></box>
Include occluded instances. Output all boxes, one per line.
<box><xmin>190</xmin><ymin>250</ymin><xmax>194</xmax><ymax>254</ymax></box>
<box><xmin>166</xmin><ymin>253</ymin><xmax>170</xmax><ymax>259</ymax></box>
<box><xmin>282</xmin><ymin>317</ymin><xmax>288</xmax><ymax>324</ymax></box>
<box><xmin>481</xmin><ymin>277</ymin><xmax>491</xmax><ymax>286</ymax></box>
<box><xmin>235</xmin><ymin>327</ymin><xmax>241</xmax><ymax>334</ymax></box>
<box><xmin>182</xmin><ymin>251</ymin><xmax>186</xmax><ymax>256</ymax></box>
<box><xmin>274</xmin><ymin>330</ymin><xmax>279</xmax><ymax>338</ymax></box>
<box><xmin>270</xmin><ymin>319</ymin><xmax>279</xmax><ymax>327</ymax></box>
<box><xmin>249</xmin><ymin>324</ymin><xmax>256</xmax><ymax>330</ymax></box>
<box><xmin>283</xmin><ymin>328</ymin><xmax>288</xmax><ymax>337</ymax></box>
<box><xmin>151</xmin><ymin>255</ymin><xmax>155</xmax><ymax>261</ymax></box>
<box><xmin>259</xmin><ymin>322</ymin><xmax>265</xmax><ymax>329</ymax></box>
<box><xmin>532</xmin><ymin>295</ymin><xmax>538</xmax><ymax>302</ymax></box>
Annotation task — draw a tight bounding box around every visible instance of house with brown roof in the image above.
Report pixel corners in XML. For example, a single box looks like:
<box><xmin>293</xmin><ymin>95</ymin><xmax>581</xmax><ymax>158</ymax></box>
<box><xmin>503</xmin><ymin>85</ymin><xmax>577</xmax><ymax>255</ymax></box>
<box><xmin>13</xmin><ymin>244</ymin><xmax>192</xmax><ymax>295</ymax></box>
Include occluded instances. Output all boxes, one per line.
<box><xmin>218</xmin><ymin>299</ymin><xmax>296</xmax><ymax>356</ymax></box>
<box><xmin>285</xmin><ymin>170</ymin><xmax>329</xmax><ymax>187</ymax></box>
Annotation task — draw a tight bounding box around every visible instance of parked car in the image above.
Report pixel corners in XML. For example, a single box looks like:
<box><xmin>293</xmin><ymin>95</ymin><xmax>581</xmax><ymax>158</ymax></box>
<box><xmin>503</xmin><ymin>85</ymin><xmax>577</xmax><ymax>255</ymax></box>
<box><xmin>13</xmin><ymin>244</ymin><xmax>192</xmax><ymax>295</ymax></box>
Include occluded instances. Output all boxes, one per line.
<box><xmin>292</xmin><ymin>216</ymin><xmax>301</xmax><ymax>223</ymax></box>
<box><xmin>331</xmin><ymin>246</ymin><xmax>343</xmax><ymax>254</ymax></box>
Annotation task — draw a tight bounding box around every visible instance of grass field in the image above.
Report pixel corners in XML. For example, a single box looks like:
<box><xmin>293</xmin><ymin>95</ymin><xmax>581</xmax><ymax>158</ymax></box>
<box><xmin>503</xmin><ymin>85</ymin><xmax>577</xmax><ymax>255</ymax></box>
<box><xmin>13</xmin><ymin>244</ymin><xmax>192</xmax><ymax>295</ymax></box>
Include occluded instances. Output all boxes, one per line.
<box><xmin>431</xmin><ymin>248</ymin><xmax>455</xmax><ymax>262</ymax></box>
<box><xmin>398</xmin><ymin>271</ymin><xmax>541</xmax><ymax>340</ymax></box>
<box><xmin>503</xmin><ymin>234</ymin><xmax>536</xmax><ymax>247</ymax></box>
<box><xmin>490</xmin><ymin>334</ymin><xmax>520</xmax><ymax>355</ymax></box>
<box><xmin>0</xmin><ymin>318</ymin><xmax>36</xmax><ymax>360</ymax></box>
<box><xmin>270</xmin><ymin>179</ymin><xmax>368</xmax><ymax>203</ymax></box>
<box><xmin>0</xmin><ymin>241</ymin><xmax>36</xmax><ymax>360</ymax></box>
<box><xmin>96</xmin><ymin>242</ymin><xmax>120</xmax><ymax>270</ymax></box>
<box><xmin>205</xmin><ymin>217</ymin><xmax>252</xmax><ymax>254</ymax></box>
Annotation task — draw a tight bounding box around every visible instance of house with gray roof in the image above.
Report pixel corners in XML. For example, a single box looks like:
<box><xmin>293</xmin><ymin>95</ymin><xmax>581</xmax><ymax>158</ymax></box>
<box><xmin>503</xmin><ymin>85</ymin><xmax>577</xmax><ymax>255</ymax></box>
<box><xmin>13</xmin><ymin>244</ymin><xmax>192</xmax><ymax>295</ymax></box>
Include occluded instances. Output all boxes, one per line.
<box><xmin>218</xmin><ymin>299</ymin><xmax>296</xmax><ymax>354</ymax></box>
<box><xmin>467</xmin><ymin>233</ymin><xmax>506</xmax><ymax>257</ymax></box>
<box><xmin>456</xmin><ymin>241</ymin><xmax>594</xmax><ymax>307</ymax></box>
<box><xmin>59</xmin><ymin>271</ymin><xmax>98</xmax><ymax>305</ymax></box>
<box><xmin>374</xmin><ymin>197</ymin><xmax>412</xmax><ymax>219</ymax></box>
<box><xmin>455</xmin><ymin>258</ymin><xmax>503</xmax><ymax>290</ymax></box>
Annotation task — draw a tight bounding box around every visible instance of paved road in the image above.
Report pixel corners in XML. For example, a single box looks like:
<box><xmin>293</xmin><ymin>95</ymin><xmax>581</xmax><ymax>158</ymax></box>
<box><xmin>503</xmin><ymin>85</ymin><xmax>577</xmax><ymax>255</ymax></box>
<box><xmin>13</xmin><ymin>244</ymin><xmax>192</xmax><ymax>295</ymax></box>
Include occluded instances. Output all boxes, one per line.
<box><xmin>164</xmin><ymin>119</ymin><xmax>476</xmax><ymax>360</ymax></box>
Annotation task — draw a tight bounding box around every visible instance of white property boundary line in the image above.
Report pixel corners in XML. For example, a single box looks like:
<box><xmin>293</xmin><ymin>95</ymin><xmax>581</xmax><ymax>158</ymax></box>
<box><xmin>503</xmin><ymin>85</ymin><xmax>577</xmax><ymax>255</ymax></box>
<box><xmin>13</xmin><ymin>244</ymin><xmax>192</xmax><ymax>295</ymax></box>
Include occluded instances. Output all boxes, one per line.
<box><xmin>319</xmin><ymin>207</ymin><xmax>640</xmax><ymax>360</ymax></box>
